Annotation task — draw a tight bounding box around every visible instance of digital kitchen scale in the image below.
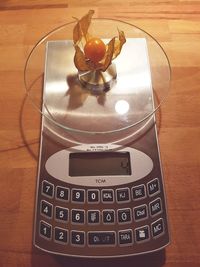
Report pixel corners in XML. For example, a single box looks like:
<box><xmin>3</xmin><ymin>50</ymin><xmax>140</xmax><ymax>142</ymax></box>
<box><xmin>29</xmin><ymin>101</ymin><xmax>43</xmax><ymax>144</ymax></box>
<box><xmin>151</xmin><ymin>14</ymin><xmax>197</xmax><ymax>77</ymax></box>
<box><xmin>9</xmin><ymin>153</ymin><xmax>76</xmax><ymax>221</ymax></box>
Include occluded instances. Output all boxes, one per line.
<box><xmin>24</xmin><ymin>19</ymin><xmax>171</xmax><ymax>258</ymax></box>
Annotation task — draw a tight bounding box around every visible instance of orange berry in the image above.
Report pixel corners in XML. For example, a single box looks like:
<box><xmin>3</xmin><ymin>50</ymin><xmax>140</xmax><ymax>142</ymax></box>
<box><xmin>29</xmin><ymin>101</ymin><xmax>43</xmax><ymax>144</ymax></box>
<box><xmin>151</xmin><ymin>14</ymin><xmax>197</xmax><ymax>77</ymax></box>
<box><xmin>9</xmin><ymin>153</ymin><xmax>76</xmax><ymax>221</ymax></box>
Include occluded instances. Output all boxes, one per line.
<box><xmin>84</xmin><ymin>37</ymin><xmax>106</xmax><ymax>63</ymax></box>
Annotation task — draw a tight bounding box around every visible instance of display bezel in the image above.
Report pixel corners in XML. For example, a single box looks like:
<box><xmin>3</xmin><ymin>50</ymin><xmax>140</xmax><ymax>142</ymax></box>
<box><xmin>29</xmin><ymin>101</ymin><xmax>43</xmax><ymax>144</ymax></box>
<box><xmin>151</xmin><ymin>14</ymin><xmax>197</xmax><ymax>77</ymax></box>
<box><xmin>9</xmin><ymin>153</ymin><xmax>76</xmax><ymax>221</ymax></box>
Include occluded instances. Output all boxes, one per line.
<box><xmin>45</xmin><ymin>144</ymin><xmax>154</xmax><ymax>187</ymax></box>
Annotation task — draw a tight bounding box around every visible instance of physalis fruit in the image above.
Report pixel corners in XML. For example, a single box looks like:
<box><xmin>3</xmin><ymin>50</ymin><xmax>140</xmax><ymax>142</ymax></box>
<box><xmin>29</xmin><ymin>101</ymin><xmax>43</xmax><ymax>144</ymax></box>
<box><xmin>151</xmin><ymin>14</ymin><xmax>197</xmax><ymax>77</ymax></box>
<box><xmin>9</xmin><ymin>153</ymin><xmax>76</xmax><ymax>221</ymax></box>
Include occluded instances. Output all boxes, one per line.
<box><xmin>73</xmin><ymin>10</ymin><xmax>126</xmax><ymax>72</ymax></box>
<box><xmin>84</xmin><ymin>38</ymin><xmax>106</xmax><ymax>63</ymax></box>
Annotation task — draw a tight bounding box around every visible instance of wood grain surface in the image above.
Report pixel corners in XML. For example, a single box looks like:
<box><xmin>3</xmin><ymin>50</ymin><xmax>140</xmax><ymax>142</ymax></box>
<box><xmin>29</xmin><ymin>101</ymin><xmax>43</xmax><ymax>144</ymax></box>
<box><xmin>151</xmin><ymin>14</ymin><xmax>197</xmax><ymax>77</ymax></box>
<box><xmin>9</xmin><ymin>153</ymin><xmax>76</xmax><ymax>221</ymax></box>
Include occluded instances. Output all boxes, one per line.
<box><xmin>0</xmin><ymin>1</ymin><xmax>199</xmax><ymax>267</ymax></box>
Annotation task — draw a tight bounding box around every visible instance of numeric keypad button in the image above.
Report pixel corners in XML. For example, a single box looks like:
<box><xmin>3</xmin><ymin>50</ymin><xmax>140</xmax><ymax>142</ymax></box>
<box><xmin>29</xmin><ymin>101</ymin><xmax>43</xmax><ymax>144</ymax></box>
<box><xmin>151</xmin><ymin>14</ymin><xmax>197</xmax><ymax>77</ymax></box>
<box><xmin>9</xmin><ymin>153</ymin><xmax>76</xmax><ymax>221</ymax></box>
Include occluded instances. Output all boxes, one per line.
<box><xmin>71</xmin><ymin>209</ymin><xmax>85</xmax><ymax>224</ymax></box>
<box><xmin>133</xmin><ymin>204</ymin><xmax>148</xmax><ymax>221</ymax></box>
<box><xmin>71</xmin><ymin>231</ymin><xmax>85</xmax><ymax>246</ymax></box>
<box><xmin>54</xmin><ymin>227</ymin><xmax>68</xmax><ymax>244</ymax></box>
<box><xmin>87</xmin><ymin>190</ymin><xmax>100</xmax><ymax>203</ymax></box>
<box><xmin>149</xmin><ymin>198</ymin><xmax>162</xmax><ymax>217</ymax></box>
<box><xmin>147</xmin><ymin>178</ymin><xmax>160</xmax><ymax>196</ymax></box>
<box><xmin>135</xmin><ymin>225</ymin><xmax>150</xmax><ymax>242</ymax></box>
<box><xmin>42</xmin><ymin>180</ymin><xmax>54</xmax><ymax>198</ymax></box>
<box><xmin>117</xmin><ymin>208</ymin><xmax>132</xmax><ymax>224</ymax></box>
<box><xmin>116</xmin><ymin>188</ymin><xmax>130</xmax><ymax>203</ymax></box>
<box><xmin>103</xmin><ymin>210</ymin><xmax>115</xmax><ymax>224</ymax></box>
<box><xmin>55</xmin><ymin>206</ymin><xmax>69</xmax><ymax>222</ymax></box>
<box><xmin>40</xmin><ymin>221</ymin><xmax>52</xmax><ymax>240</ymax></box>
<box><xmin>88</xmin><ymin>231</ymin><xmax>116</xmax><ymax>246</ymax></box>
<box><xmin>56</xmin><ymin>186</ymin><xmax>69</xmax><ymax>201</ymax></box>
<box><xmin>87</xmin><ymin>210</ymin><xmax>100</xmax><ymax>224</ymax></box>
<box><xmin>151</xmin><ymin>218</ymin><xmax>164</xmax><ymax>238</ymax></box>
<box><xmin>40</xmin><ymin>200</ymin><xmax>53</xmax><ymax>218</ymax></box>
<box><xmin>72</xmin><ymin>189</ymin><xmax>85</xmax><ymax>203</ymax></box>
<box><xmin>102</xmin><ymin>189</ymin><xmax>114</xmax><ymax>203</ymax></box>
<box><xmin>118</xmin><ymin>229</ymin><xmax>133</xmax><ymax>246</ymax></box>
<box><xmin>132</xmin><ymin>184</ymin><xmax>146</xmax><ymax>200</ymax></box>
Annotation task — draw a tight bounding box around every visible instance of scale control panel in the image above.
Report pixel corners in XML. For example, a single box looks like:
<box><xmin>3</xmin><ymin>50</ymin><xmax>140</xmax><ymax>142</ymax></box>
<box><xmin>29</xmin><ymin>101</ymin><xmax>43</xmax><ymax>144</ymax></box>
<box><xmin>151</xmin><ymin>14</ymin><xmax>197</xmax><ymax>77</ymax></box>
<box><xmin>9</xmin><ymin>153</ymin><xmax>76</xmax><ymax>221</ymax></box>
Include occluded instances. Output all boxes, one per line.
<box><xmin>33</xmin><ymin>128</ymin><xmax>170</xmax><ymax>258</ymax></box>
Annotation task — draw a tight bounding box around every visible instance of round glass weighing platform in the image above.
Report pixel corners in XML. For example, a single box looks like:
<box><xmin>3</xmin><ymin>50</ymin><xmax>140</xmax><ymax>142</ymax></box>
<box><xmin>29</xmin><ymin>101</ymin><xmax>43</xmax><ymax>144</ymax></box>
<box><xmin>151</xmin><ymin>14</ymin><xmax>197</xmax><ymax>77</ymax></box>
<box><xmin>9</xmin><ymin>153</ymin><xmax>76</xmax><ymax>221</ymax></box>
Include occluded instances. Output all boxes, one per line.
<box><xmin>24</xmin><ymin>18</ymin><xmax>171</xmax><ymax>144</ymax></box>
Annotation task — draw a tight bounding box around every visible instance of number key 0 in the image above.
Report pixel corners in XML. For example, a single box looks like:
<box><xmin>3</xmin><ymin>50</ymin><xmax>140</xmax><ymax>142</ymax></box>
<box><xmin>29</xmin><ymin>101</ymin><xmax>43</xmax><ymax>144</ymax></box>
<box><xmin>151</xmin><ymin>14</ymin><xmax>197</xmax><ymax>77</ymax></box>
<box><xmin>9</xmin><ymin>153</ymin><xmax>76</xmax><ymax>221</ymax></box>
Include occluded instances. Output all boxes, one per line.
<box><xmin>87</xmin><ymin>190</ymin><xmax>100</xmax><ymax>203</ymax></box>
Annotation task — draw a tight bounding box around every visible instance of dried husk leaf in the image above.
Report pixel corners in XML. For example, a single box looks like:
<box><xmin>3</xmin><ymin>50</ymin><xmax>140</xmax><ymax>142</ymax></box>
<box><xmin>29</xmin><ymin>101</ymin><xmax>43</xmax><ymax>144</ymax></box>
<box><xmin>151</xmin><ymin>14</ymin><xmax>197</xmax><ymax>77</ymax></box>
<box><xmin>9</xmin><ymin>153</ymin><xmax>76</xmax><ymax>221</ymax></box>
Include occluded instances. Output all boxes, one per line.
<box><xmin>74</xmin><ymin>45</ymin><xmax>90</xmax><ymax>71</ymax></box>
<box><xmin>113</xmin><ymin>30</ymin><xmax>126</xmax><ymax>59</ymax></box>
<box><xmin>99</xmin><ymin>37</ymin><xmax>115</xmax><ymax>72</ymax></box>
<box><xmin>97</xmin><ymin>31</ymin><xmax>125</xmax><ymax>71</ymax></box>
<box><xmin>73</xmin><ymin>10</ymin><xmax>94</xmax><ymax>44</ymax></box>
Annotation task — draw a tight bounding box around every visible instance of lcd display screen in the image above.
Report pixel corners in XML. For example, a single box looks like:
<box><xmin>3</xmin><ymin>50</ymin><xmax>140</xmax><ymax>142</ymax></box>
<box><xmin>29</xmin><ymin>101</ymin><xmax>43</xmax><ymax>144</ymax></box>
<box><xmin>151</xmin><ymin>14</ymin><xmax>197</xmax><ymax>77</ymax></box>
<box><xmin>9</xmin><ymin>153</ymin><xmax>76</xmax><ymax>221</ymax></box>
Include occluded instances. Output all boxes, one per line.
<box><xmin>69</xmin><ymin>151</ymin><xmax>131</xmax><ymax>176</ymax></box>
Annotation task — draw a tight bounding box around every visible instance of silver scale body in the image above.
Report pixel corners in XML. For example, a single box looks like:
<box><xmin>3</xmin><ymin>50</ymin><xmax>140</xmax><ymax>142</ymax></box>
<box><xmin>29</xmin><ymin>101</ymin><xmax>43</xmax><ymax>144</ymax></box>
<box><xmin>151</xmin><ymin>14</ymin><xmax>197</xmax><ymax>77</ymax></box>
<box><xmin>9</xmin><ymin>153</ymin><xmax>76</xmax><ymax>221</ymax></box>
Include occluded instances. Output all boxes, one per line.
<box><xmin>34</xmin><ymin>38</ymin><xmax>170</xmax><ymax>257</ymax></box>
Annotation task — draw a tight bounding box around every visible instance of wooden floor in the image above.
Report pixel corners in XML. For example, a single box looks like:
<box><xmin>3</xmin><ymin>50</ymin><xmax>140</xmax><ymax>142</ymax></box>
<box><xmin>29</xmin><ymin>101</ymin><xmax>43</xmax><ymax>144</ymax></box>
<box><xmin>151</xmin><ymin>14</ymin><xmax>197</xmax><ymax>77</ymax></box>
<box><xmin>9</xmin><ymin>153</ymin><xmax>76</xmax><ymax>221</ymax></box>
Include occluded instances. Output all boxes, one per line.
<box><xmin>0</xmin><ymin>1</ymin><xmax>200</xmax><ymax>267</ymax></box>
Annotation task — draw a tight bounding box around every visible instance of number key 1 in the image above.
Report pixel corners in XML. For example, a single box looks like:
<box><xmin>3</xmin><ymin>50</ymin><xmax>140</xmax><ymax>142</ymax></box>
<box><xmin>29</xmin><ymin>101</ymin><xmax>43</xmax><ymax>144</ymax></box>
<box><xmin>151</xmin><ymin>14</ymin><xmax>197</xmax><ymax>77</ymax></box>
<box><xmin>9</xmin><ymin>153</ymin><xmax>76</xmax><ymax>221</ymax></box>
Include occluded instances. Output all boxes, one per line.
<box><xmin>40</xmin><ymin>221</ymin><xmax>52</xmax><ymax>239</ymax></box>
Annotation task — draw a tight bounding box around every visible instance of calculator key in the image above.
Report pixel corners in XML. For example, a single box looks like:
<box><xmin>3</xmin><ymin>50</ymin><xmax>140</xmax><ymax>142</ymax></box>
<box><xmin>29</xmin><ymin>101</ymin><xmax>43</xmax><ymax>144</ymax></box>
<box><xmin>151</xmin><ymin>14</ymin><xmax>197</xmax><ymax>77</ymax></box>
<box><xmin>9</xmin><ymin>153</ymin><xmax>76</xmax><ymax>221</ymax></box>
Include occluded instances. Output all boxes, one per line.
<box><xmin>71</xmin><ymin>209</ymin><xmax>85</xmax><ymax>224</ymax></box>
<box><xmin>151</xmin><ymin>218</ymin><xmax>164</xmax><ymax>238</ymax></box>
<box><xmin>149</xmin><ymin>198</ymin><xmax>162</xmax><ymax>216</ymax></box>
<box><xmin>133</xmin><ymin>204</ymin><xmax>148</xmax><ymax>221</ymax></box>
<box><xmin>87</xmin><ymin>189</ymin><xmax>100</xmax><ymax>203</ymax></box>
<box><xmin>71</xmin><ymin>231</ymin><xmax>85</xmax><ymax>246</ymax></box>
<box><xmin>88</xmin><ymin>231</ymin><xmax>116</xmax><ymax>246</ymax></box>
<box><xmin>132</xmin><ymin>184</ymin><xmax>146</xmax><ymax>200</ymax></box>
<box><xmin>40</xmin><ymin>200</ymin><xmax>53</xmax><ymax>218</ymax></box>
<box><xmin>88</xmin><ymin>210</ymin><xmax>100</xmax><ymax>224</ymax></box>
<box><xmin>135</xmin><ymin>225</ymin><xmax>150</xmax><ymax>242</ymax></box>
<box><xmin>103</xmin><ymin>210</ymin><xmax>115</xmax><ymax>224</ymax></box>
<box><xmin>56</xmin><ymin>186</ymin><xmax>69</xmax><ymax>201</ymax></box>
<box><xmin>42</xmin><ymin>180</ymin><xmax>54</xmax><ymax>198</ymax></box>
<box><xmin>117</xmin><ymin>208</ymin><xmax>132</xmax><ymax>224</ymax></box>
<box><xmin>72</xmin><ymin>189</ymin><xmax>85</xmax><ymax>203</ymax></box>
<box><xmin>54</xmin><ymin>227</ymin><xmax>68</xmax><ymax>244</ymax></box>
<box><xmin>55</xmin><ymin>206</ymin><xmax>69</xmax><ymax>222</ymax></box>
<box><xmin>116</xmin><ymin>188</ymin><xmax>130</xmax><ymax>203</ymax></box>
<box><xmin>118</xmin><ymin>229</ymin><xmax>133</xmax><ymax>246</ymax></box>
<box><xmin>102</xmin><ymin>189</ymin><xmax>114</xmax><ymax>203</ymax></box>
<box><xmin>40</xmin><ymin>220</ymin><xmax>52</xmax><ymax>239</ymax></box>
<box><xmin>147</xmin><ymin>178</ymin><xmax>160</xmax><ymax>196</ymax></box>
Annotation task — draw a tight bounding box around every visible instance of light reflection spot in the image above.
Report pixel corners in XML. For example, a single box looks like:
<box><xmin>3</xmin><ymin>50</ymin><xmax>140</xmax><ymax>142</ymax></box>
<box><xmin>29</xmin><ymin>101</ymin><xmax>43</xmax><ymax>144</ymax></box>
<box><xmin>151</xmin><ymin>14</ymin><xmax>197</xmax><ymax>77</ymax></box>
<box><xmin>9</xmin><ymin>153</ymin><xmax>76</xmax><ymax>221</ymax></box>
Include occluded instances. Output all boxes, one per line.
<box><xmin>115</xmin><ymin>100</ymin><xmax>130</xmax><ymax>115</ymax></box>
